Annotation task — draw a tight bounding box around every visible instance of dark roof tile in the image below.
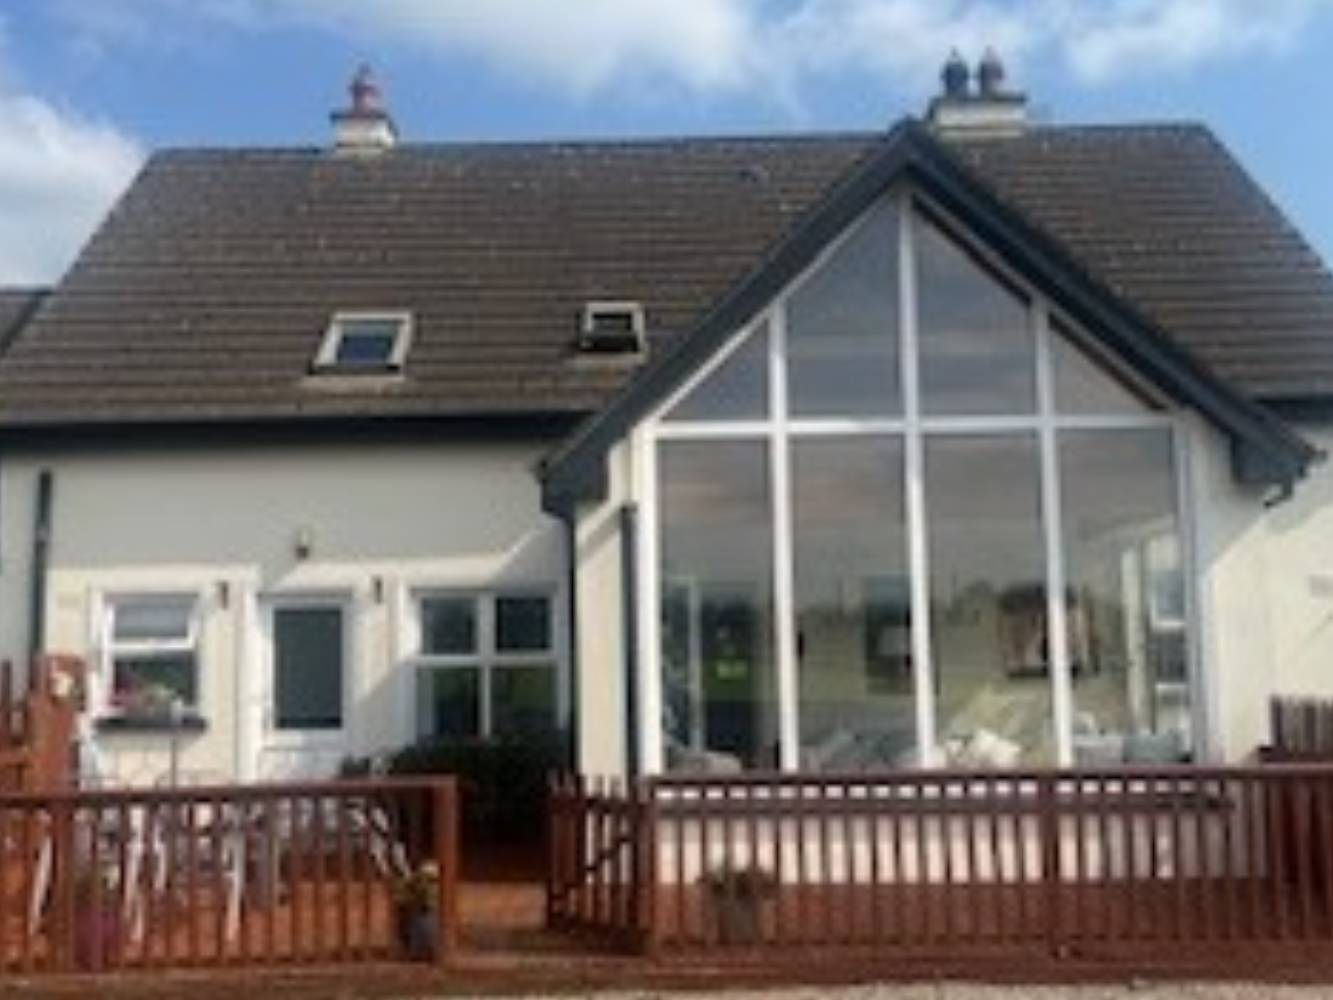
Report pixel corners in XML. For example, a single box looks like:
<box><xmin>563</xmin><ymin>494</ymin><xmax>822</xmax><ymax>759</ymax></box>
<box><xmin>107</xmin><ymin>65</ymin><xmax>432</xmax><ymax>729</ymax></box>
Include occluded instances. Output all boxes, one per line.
<box><xmin>0</xmin><ymin>123</ymin><xmax>1330</xmax><ymax>426</ymax></box>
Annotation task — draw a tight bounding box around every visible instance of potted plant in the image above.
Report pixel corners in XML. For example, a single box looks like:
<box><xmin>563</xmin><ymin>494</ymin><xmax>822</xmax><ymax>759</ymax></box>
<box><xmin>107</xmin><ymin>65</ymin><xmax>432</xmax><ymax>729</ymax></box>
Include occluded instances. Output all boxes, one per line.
<box><xmin>72</xmin><ymin>862</ymin><xmax>122</xmax><ymax>970</ymax></box>
<box><xmin>700</xmin><ymin>864</ymin><xmax>777</xmax><ymax>945</ymax></box>
<box><xmin>391</xmin><ymin>861</ymin><xmax>439</xmax><ymax>961</ymax></box>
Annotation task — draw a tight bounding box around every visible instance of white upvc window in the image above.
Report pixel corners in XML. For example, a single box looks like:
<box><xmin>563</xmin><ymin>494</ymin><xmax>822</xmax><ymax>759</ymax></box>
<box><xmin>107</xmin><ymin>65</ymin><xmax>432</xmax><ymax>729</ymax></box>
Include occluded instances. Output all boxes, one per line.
<box><xmin>414</xmin><ymin>590</ymin><xmax>556</xmax><ymax>740</ymax></box>
<box><xmin>101</xmin><ymin>594</ymin><xmax>201</xmax><ymax>719</ymax></box>
<box><xmin>313</xmin><ymin>311</ymin><xmax>413</xmax><ymax>372</ymax></box>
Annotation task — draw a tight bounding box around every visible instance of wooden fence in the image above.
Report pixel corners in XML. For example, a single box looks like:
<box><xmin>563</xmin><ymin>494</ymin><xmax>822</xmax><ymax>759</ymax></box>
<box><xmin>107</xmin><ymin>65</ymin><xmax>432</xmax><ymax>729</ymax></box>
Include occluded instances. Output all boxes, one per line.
<box><xmin>0</xmin><ymin>777</ymin><xmax>459</xmax><ymax>973</ymax></box>
<box><xmin>548</xmin><ymin>766</ymin><xmax>1333</xmax><ymax>971</ymax></box>
<box><xmin>0</xmin><ymin>657</ymin><xmax>80</xmax><ymax>793</ymax></box>
<box><xmin>1271</xmin><ymin>696</ymin><xmax>1333</xmax><ymax>759</ymax></box>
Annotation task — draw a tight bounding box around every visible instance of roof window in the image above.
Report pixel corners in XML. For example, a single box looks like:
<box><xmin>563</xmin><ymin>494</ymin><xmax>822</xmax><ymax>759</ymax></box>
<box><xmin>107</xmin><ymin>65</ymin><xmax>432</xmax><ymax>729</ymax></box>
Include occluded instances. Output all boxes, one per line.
<box><xmin>314</xmin><ymin>312</ymin><xmax>412</xmax><ymax>373</ymax></box>
<box><xmin>578</xmin><ymin>301</ymin><xmax>646</xmax><ymax>357</ymax></box>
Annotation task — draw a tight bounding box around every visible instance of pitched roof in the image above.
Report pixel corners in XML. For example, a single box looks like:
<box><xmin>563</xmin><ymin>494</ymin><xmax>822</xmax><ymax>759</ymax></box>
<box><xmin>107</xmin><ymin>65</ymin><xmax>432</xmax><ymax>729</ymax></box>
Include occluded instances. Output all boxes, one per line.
<box><xmin>947</xmin><ymin>125</ymin><xmax>1333</xmax><ymax>402</ymax></box>
<box><xmin>0</xmin><ymin>136</ymin><xmax>873</xmax><ymax>427</ymax></box>
<box><xmin>0</xmin><ymin>120</ymin><xmax>1330</xmax><ymax>432</ymax></box>
<box><xmin>0</xmin><ymin>288</ymin><xmax>48</xmax><ymax>358</ymax></box>
<box><xmin>540</xmin><ymin>121</ymin><xmax>1318</xmax><ymax>507</ymax></box>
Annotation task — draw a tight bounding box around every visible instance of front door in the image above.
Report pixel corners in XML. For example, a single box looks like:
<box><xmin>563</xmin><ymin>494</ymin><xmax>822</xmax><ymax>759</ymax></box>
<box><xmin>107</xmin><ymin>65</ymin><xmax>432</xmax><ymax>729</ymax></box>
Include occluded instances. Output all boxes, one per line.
<box><xmin>259</xmin><ymin>596</ymin><xmax>350</xmax><ymax>779</ymax></box>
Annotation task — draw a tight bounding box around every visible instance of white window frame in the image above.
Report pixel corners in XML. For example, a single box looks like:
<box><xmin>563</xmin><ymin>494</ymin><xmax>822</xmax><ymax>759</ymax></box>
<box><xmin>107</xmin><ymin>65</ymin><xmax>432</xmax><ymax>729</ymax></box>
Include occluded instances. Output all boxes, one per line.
<box><xmin>314</xmin><ymin>310</ymin><xmax>413</xmax><ymax>372</ymax></box>
<box><xmin>99</xmin><ymin>592</ymin><xmax>203</xmax><ymax>719</ymax></box>
<box><xmin>264</xmin><ymin>592</ymin><xmax>353</xmax><ymax>737</ymax></box>
<box><xmin>634</xmin><ymin>185</ymin><xmax>1202</xmax><ymax>775</ymax></box>
<box><xmin>413</xmin><ymin>589</ymin><xmax>558</xmax><ymax>740</ymax></box>
<box><xmin>580</xmin><ymin>301</ymin><xmax>647</xmax><ymax>356</ymax></box>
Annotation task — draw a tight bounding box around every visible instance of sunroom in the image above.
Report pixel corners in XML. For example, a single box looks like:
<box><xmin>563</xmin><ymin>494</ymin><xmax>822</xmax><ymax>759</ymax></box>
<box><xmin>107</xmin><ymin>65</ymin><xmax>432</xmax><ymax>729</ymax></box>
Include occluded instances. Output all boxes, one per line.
<box><xmin>636</xmin><ymin>189</ymin><xmax>1191</xmax><ymax>775</ymax></box>
<box><xmin>544</xmin><ymin>123</ymin><xmax>1316</xmax><ymax>781</ymax></box>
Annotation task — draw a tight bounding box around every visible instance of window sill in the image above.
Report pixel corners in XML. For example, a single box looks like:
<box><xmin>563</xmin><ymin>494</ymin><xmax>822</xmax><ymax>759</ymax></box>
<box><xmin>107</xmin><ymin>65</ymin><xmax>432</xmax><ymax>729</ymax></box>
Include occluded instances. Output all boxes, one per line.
<box><xmin>95</xmin><ymin>714</ymin><xmax>208</xmax><ymax>734</ymax></box>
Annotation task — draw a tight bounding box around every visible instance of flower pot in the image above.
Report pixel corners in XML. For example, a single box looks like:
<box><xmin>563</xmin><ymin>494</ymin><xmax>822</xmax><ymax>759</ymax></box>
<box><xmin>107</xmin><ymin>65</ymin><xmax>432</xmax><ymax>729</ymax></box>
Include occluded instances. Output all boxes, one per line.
<box><xmin>394</xmin><ymin>902</ymin><xmax>438</xmax><ymax>961</ymax></box>
<box><xmin>74</xmin><ymin>905</ymin><xmax>122</xmax><ymax>970</ymax></box>
<box><xmin>709</xmin><ymin>890</ymin><xmax>764</xmax><ymax>945</ymax></box>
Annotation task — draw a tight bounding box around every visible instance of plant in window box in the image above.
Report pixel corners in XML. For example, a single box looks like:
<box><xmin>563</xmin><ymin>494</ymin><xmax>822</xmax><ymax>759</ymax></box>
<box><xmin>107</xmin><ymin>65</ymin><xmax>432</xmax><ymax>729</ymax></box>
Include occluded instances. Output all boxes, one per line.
<box><xmin>390</xmin><ymin>860</ymin><xmax>439</xmax><ymax>961</ymax></box>
<box><xmin>700</xmin><ymin>864</ymin><xmax>777</xmax><ymax>945</ymax></box>
<box><xmin>113</xmin><ymin>681</ymin><xmax>179</xmax><ymax>722</ymax></box>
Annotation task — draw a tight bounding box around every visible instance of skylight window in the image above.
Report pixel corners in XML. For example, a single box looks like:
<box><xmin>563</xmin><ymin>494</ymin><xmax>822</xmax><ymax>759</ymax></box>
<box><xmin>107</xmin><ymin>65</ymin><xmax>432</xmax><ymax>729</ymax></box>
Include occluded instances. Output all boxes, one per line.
<box><xmin>314</xmin><ymin>312</ymin><xmax>412</xmax><ymax>373</ymax></box>
<box><xmin>578</xmin><ymin>301</ymin><xmax>646</xmax><ymax>357</ymax></box>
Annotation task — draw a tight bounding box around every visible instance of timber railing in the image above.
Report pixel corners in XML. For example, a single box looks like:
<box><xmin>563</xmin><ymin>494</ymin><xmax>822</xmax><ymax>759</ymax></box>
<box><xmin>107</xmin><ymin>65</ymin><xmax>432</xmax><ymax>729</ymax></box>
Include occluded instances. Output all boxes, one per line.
<box><xmin>1270</xmin><ymin>696</ymin><xmax>1333</xmax><ymax>759</ymax></box>
<box><xmin>0</xmin><ymin>657</ymin><xmax>81</xmax><ymax>793</ymax></box>
<box><xmin>0</xmin><ymin>777</ymin><xmax>460</xmax><ymax>973</ymax></box>
<box><xmin>548</xmin><ymin>765</ymin><xmax>1333</xmax><ymax>971</ymax></box>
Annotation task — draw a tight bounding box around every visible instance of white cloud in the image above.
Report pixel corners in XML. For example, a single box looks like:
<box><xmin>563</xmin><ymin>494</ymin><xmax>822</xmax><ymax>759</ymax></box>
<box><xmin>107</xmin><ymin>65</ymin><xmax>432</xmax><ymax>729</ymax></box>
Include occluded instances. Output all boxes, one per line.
<box><xmin>104</xmin><ymin>0</ymin><xmax>1328</xmax><ymax>97</ymax></box>
<box><xmin>0</xmin><ymin>95</ymin><xmax>142</xmax><ymax>284</ymax></box>
<box><xmin>46</xmin><ymin>0</ymin><xmax>1333</xmax><ymax>101</ymax></box>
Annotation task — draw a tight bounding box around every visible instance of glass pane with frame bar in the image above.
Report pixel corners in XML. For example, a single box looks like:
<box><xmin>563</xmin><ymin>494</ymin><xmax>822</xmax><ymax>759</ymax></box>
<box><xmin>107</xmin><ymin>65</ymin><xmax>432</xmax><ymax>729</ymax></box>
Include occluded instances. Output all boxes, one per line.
<box><xmin>495</xmin><ymin>595</ymin><xmax>551</xmax><ymax>653</ymax></box>
<box><xmin>417</xmin><ymin>667</ymin><xmax>481</xmax><ymax>739</ymax></box>
<box><xmin>420</xmin><ymin>596</ymin><xmax>478</xmax><ymax>656</ymax></box>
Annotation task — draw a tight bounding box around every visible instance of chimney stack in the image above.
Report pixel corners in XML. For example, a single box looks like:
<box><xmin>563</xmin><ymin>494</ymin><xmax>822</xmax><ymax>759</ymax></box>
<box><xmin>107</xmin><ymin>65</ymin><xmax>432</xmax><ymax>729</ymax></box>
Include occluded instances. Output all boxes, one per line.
<box><xmin>926</xmin><ymin>49</ymin><xmax>1028</xmax><ymax>140</ymax></box>
<box><xmin>331</xmin><ymin>65</ymin><xmax>397</xmax><ymax>154</ymax></box>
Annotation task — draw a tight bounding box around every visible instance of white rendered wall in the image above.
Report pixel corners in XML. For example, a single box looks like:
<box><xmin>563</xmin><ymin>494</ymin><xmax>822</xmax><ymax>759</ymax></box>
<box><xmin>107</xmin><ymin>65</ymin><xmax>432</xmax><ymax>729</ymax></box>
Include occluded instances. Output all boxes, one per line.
<box><xmin>572</xmin><ymin>438</ymin><xmax>632</xmax><ymax>778</ymax></box>
<box><xmin>0</xmin><ymin>438</ymin><xmax>567</xmax><ymax>786</ymax></box>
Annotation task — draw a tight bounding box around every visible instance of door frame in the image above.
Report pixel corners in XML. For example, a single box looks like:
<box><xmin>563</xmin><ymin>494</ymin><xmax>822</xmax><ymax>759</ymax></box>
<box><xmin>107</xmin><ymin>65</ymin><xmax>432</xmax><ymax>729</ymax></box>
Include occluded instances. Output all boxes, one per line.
<box><xmin>257</xmin><ymin>590</ymin><xmax>355</xmax><ymax>757</ymax></box>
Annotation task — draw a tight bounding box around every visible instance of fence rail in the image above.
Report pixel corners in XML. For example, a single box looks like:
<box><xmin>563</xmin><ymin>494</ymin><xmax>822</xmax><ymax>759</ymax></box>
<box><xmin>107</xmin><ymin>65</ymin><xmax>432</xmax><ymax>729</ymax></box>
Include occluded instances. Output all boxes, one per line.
<box><xmin>0</xmin><ymin>777</ymin><xmax>459</xmax><ymax>973</ymax></box>
<box><xmin>1271</xmin><ymin>696</ymin><xmax>1333</xmax><ymax>759</ymax></box>
<box><xmin>548</xmin><ymin>765</ymin><xmax>1333</xmax><ymax>970</ymax></box>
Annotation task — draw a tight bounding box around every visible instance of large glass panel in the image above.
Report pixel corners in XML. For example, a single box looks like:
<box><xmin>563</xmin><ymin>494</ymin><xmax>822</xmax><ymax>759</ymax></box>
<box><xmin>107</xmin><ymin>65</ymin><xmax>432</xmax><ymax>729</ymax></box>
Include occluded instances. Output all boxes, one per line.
<box><xmin>659</xmin><ymin>440</ymin><xmax>777</xmax><ymax>771</ymax></box>
<box><xmin>417</xmin><ymin>667</ymin><xmax>481</xmax><ymax>739</ymax></box>
<box><xmin>273</xmin><ymin>606</ymin><xmax>343</xmax><ymax>730</ymax></box>
<box><xmin>926</xmin><ymin>435</ymin><xmax>1052</xmax><ymax>765</ymax></box>
<box><xmin>492</xmin><ymin>665</ymin><xmax>556</xmax><ymax>736</ymax></box>
<box><xmin>786</xmin><ymin>199</ymin><xmax>900</xmax><ymax>416</ymax></box>
<box><xmin>420</xmin><ymin>596</ymin><xmax>477</xmax><ymax>656</ymax></box>
<box><xmin>916</xmin><ymin>212</ymin><xmax>1035</xmax><ymax>415</ymax></box>
<box><xmin>792</xmin><ymin>437</ymin><xmax>914</xmax><ymax>770</ymax></box>
<box><xmin>496</xmin><ymin>595</ymin><xmax>551</xmax><ymax>653</ymax></box>
<box><xmin>1061</xmin><ymin>429</ymin><xmax>1191</xmax><ymax>764</ymax></box>
<box><xmin>1051</xmin><ymin>321</ymin><xmax>1159</xmax><ymax>415</ymax></box>
<box><xmin>666</xmin><ymin>323</ymin><xmax>769</xmax><ymax>422</ymax></box>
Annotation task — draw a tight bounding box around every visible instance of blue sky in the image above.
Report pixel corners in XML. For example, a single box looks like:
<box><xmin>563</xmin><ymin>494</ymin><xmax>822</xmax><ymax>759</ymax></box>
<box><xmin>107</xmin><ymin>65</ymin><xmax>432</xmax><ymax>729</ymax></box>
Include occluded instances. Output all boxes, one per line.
<box><xmin>0</xmin><ymin>0</ymin><xmax>1332</xmax><ymax>284</ymax></box>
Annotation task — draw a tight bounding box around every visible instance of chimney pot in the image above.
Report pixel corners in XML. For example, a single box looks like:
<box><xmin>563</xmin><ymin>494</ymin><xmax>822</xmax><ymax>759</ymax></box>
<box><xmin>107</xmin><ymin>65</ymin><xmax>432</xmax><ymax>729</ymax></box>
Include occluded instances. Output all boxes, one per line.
<box><xmin>977</xmin><ymin>48</ymin><xmax>1006</xmax><ymax>97</ymax></box>
<box><xmin>331</xmin><ymin>64</ymin><xmax>397</xmax><ymax>154</ymax></box>
<box><xmin>942</xmin><ymin>49</ymin><xmax>970</xmax><ymax>98</ymax></box>
<box><xmin>926</xmin><ymin>48</ymin><xmax>1028</xmax><ymax>140</ymax></box>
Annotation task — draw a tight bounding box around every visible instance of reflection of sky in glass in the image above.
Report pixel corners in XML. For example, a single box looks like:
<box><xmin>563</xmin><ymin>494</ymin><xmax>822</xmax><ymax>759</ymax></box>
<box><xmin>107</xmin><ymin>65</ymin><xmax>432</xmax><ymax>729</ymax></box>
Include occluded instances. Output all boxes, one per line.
<box><xmin>787</xmin><ymin>198</ymin><xmax>900</xmax><ymax>416</ymax></box>
<box><xmin>667</xmin><ymin>323</ymin><xmax>770</xmax><ymax>422</ymax></box>
<box><xmin>916</xmin><ymin>214</ymin><xmax>1035</xmax><ymax>416</ymax></box>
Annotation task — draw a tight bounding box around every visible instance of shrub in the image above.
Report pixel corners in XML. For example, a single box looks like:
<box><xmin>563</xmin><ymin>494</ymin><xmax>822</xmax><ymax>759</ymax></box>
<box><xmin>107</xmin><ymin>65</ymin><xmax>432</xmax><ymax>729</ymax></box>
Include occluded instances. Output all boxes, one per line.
<box><xmin>383</xmin><ymin>730</ymin><xmax>568</xmax><ymax>844</ymax></box>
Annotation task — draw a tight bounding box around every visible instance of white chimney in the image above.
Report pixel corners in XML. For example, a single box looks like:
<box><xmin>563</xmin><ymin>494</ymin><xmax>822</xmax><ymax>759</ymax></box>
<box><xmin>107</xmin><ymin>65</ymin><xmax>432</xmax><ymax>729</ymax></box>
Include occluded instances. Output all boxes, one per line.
<box><xmin>927</xmin><ymin>49</ymin><xmax>1028</xmax><ymax>140</ymax></box>
<box><xmin>331</xmin><ymin>64</ymin><xmax>397</xmax><ymax>154</ymax></box>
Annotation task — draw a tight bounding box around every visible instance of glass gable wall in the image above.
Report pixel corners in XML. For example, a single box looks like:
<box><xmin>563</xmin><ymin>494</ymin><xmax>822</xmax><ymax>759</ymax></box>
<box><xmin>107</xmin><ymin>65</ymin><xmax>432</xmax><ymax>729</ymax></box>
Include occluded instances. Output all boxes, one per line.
<box><xmin>653</xmin><ymin>192</ymin><xmax>1193</xmax><ymax>773</ymax></box>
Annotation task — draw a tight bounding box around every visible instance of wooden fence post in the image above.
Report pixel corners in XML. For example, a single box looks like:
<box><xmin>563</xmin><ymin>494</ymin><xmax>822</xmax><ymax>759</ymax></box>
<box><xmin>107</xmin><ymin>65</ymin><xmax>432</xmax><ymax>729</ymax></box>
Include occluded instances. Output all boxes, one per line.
<box><xmin>1037</xmin><ymin>772</ymin><xmax>1062</xmax><ymax>956</ymax></box>
<box><xmin>635</xmin><ymin>779</ymin><xmax>660</xmax><ymax>956</ymax></box>
<box><xmin>433</xmin><ymin>778</ymin><xmax>460</xmax><ymax>964</ymax></box>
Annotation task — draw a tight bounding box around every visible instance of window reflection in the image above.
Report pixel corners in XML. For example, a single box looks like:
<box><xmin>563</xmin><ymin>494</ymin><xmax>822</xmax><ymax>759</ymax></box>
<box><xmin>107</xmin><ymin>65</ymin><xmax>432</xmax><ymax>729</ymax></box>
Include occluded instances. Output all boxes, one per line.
<box><xmin>792</xmin><ymin>437</ymin><xmax>914</xmax><ymax>770</ymax></box>
<box><xmin>916</xmin><ymin>213</ymin><xmax>1035</xmax><ymax>415</ymax></box>
<box><xmin>926</xmin><ymin>435</ymin><xmax>1053</xmax><ymax>765</ymax></box>
<box><xmin>1062</xmin><ymin>429</ymin><xmax>1191</xmax><ymax>764</ymax></box>
<box><xmin>659</xmin><ymin>441</ymin><xmax>778</xmax><ymax>772</ymax></box>
<box><xmin>787</xmin><ymin>199</ymin><xmax>901</xmax><ymax>416</ymax></box>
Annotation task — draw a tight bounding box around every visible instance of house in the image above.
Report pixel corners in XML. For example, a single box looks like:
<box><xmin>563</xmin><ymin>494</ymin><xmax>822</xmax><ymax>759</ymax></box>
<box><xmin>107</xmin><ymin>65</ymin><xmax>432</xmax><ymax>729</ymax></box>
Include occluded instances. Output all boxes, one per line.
<box><xmin>0</xmin><ymin>60</ymin><xmax>1330</xmax><ymax>788</ymax></box>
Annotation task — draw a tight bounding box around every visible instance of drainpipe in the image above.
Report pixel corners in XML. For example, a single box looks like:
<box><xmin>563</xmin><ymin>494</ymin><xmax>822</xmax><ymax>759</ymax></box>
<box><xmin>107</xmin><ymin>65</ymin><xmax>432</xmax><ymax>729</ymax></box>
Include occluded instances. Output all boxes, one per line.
<box><xmin>560</xmin><ymin>510</ymin><xmax>580</xmax><ymax>773</ymax></box>
<box><xmin>620</xmin><ymin>504</ymin><xmax>640</xmax><ymax>779</ymax></box>
<box><xmin>27</xmin><ymin>469</ymin><xmax>53</xmax><ymax>661</ymax></box>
